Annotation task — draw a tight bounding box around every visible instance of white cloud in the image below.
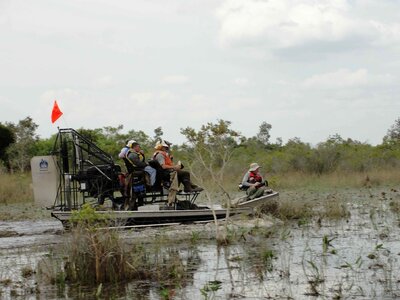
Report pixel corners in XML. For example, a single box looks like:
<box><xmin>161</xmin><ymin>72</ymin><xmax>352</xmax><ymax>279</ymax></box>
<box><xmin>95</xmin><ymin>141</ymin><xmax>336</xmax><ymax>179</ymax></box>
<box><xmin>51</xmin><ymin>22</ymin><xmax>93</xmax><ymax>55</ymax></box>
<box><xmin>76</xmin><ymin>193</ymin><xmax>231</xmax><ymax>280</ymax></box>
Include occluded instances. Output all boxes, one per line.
<box><xmin>216</xmin><ymin>0</ymin><xmax>400</xmax><ymax>50</ymax></box>
<box><xmin>229</xmin><ymin>97</ymin><xmax>261</xmax><ymax>110</ymax></box>
<box><xmin>303</xmin><ymin>68</ymin><xmax>368</xmax><ymax>89</ymax></box>
<box><xmin>369</xmin><ymin>21</ymin><xmax>400</xmax><ymax>47</ymax></box>
<box><xmin>2</xmin><ymin>0</ymin><xmax>400</xmax><ymax>146</ymax></box>
<box><xmin>92</xmin><ymin>75</ymin><xmax>115</xmax><ymax>88</ymax></box>
<box><xmin>0</xmin><ymin>95</ymin><xmax>19</xmax><ymax>121</ymax></box>
<box><xmin>39</xmin><ymin>89</ymin><xmax>81</xmax><ymax>108</ymax></box>
<box><xmin>233</xmin><ymin>77</ymin><xmax>249</xmax><ymax>87</ymax></box>
<box><xmin>161</xmin><ymin>75</ymin><xmax>189</xmax><ymax>85</ymax></box>
<box><xmin>129</xmin><ymin>92</ymin><xmax>155</xmax><ymax>107</ymax></box>
<box><xmin>302</xmin><ymin>68</ymin><xmax>396</xmax><ymax>89</ymax></box>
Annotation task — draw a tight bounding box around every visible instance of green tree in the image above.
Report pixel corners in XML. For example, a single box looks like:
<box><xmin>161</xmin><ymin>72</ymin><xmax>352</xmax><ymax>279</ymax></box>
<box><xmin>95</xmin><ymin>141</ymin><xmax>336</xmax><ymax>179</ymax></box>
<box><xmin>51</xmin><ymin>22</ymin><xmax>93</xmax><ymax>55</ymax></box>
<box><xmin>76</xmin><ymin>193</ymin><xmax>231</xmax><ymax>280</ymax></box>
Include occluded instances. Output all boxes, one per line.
<box><xmin>181</xmin><ymin>120</ymin><xmax>242</xmax><ymax>244</ymax></box>
<box><xmin>256</xmin><ymin>121</ymin><xmax>272</xmax><ymax>145</ymax></box>
<box><xmin>181</xmin><ymin>120</ymin><xmax>241</xmax><ymax>195</ymax></box>
<box><xmin>153</xmin><ymin>126</ymin><xmax>163</xmax><ymax>142</ymax></box>
<box><xmin>283</xmin><ymin>137</ymin><xmax>312</xmax><ymax>172</ymax></box>
<box><xmin>77</xmin><ymin>128</ymin><xmax>103</xmax><ymax>143</ymax></box>
<box><xmin>33</xmin><ymin>134</ymin><xmax>57</xmax><ymax>156</ymax></box>
<box><xmin>6</xmin><ymin>117</ymin><xmax>39</xmax><ymax>172</ymax></box>
<box><xmin>384</xmin><ymin>117</ymin><xmax>400</xmax><ymax>143</ymax></box>
<box><xmin>125</xmin><ymin>129</ymin><xmax>152</xmax><ymax>153</ymax></box>
<box><xmin>0</xmin><ymin>123</ymin><xmax>15</xmax><ymax>166</ymax></box>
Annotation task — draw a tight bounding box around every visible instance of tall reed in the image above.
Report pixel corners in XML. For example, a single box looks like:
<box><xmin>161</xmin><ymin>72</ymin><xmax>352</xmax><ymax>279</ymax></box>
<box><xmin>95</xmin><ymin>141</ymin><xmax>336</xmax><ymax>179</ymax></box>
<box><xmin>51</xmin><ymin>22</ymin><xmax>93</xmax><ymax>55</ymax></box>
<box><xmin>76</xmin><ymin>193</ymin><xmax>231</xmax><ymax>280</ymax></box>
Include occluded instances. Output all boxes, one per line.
<box><xmin>40</xmin><ymin>205</ymin><xmax>190</xmax><ymax>286</ymax></box>
<box><xmin>0</xmin><ymin>172</ymin><xmax>33</xmax><ymax>204</ymax></box>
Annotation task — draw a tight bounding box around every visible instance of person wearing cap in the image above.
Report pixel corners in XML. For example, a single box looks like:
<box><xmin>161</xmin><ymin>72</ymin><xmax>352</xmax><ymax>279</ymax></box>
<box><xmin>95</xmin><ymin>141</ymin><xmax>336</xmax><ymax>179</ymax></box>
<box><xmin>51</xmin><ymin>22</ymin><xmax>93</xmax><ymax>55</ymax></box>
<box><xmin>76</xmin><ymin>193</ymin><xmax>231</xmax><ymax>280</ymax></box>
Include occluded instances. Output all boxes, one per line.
<box><xmin>153</xmin><ymin>139</ymin><xmax>203</xmax><ymax>193</ymax></box>
<box><xmin>118</xmin><ymin>139</ymin><xmax>132</xmax><ymax>159</ymax></box>
<box><xmin>125</xmin><ymin>140</ymin><xmax>156</xmax><ymax>186</ymax></box>
<box><xmin>241</xmin><ymin>163</ymin><xmax>267</xmax><ymax>200</ymax></box>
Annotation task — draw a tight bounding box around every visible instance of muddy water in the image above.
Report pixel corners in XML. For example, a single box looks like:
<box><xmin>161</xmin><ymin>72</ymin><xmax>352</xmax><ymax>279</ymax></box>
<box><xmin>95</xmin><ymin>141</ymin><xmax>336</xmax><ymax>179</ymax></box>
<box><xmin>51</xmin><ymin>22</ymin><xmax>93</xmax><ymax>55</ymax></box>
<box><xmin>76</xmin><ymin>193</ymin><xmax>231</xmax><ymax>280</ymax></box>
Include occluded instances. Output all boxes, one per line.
<box><xmin>1</xmin><ymin>188</ymin><xmax>400</xmax><ymax>299</ymax></box>
<box><xmin>0</xmin><ymin>220</ymin><xmax>63</xmax><ymax>299</ymax></box>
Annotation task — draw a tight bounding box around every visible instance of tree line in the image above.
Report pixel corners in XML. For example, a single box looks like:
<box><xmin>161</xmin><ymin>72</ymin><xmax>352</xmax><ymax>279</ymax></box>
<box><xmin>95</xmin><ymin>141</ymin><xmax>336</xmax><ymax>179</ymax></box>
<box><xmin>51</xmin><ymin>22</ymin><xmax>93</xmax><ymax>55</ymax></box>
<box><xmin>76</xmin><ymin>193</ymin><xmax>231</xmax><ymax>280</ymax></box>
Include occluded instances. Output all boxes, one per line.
<box><xmin>1</xmin><ymin>117</ymin><xmax>400</xmax><ymax>176</ymax></box>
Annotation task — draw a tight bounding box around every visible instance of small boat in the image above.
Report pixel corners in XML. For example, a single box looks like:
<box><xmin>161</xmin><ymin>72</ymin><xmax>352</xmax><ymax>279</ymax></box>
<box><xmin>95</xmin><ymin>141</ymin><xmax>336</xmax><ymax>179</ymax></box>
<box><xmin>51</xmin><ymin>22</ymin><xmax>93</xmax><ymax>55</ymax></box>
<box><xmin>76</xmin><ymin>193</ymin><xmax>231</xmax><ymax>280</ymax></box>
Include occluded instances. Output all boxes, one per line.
<box><xmin>51</xmin><ymin>191</ymin><xmax>279</xmax><ymax>228</ymax></box>
<box><xmin>233</xmin><ymin>190</ymin><xmax>279</xmax><ymax>208</ymax></box>
<box><xmin>32</xmin><ymin>128</ymin><xmax>279</xmax><ymax>229</ymax></box>
<box><xmin>51</xmin><ymin>205</ymin><xmax>253</xmax><ymax>227</ymax></box>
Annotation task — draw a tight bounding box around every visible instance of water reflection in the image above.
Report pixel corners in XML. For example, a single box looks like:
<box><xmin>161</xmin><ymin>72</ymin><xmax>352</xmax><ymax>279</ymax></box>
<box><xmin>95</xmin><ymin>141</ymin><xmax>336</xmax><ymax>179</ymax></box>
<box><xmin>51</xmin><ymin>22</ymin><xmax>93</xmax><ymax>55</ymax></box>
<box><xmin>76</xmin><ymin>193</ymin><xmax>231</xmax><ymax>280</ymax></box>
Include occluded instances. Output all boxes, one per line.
<box><xmin>1</xmin><ymin>189</ymin><xmax>400</xmax><ymax>298</ymax></box>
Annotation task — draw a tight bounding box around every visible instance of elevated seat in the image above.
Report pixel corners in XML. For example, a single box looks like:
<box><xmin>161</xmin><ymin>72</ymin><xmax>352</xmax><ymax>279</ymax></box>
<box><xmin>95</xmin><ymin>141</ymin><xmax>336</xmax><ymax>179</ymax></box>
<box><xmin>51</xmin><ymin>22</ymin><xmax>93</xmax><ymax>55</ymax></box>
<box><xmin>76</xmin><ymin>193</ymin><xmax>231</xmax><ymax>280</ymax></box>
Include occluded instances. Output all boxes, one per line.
<box><xmin>118</xmin><ymin>159</ymin><xmax>203</xmax><ymax>210</ymax></box>
<box><xmin>148</xmin><ymin>159</ymin><xmax>171</xmax><ymax>189</ymax></box>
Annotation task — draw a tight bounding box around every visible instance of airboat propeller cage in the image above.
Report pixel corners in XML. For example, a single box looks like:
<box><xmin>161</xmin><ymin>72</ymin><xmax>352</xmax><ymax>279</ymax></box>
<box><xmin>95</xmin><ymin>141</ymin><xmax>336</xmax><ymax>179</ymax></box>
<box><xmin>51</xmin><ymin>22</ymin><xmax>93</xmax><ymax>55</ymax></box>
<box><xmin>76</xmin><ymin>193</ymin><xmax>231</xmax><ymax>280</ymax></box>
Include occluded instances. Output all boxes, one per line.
<box><xmin>50</xmin><ymin>128</ymin><xmax>121</xmax><ymax>210</ymax></box>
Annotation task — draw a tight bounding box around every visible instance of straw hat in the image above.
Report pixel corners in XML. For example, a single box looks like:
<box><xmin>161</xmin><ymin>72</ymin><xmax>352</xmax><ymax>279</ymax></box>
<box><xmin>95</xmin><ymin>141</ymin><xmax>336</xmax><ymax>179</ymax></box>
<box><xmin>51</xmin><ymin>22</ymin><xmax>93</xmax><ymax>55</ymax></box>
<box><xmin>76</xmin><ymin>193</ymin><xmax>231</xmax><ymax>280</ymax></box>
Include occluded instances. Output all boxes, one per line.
<box><xmin>154</xmin><ymin>139</ymin><xmax>170</xmax><ymax>150</ymax></box>
<box><xmin>249</xmin><ymin>163</ymin><xmax>260</xmax><ymax>172</ymax></box>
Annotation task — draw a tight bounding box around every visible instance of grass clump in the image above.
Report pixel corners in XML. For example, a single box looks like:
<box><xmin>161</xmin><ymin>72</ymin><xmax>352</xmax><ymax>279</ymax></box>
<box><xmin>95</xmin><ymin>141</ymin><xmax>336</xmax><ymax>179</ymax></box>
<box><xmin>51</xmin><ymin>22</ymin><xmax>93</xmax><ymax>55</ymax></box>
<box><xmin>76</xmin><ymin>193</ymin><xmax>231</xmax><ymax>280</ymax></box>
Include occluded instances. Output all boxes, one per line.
<box><xmin>0</xmin><ymin>172</ymin><xmax>33</xmax><ymax>204</ymax></box>
<box><xmin>21</xmin><ymin>266</ymin><xmax>34</xmax><ymax>278</ymax></box>
<box><xmin>275</xmin><ymin>195</ymin><xmax>313</xmax><ymax>221</ymax></box>
<box><xmin>320</xmin><ymin>194</ymin><xmax>350</xmax><ymax>220</ymax></box>
<box><xmin>38</xmin><ymin>205</ymin><xmax>192</xmax><ymax>288</ymax></box>
<box><xmin>64</xmin><ymin>225</ymin><xmax>128</xmax><ymax>284</ymax></box>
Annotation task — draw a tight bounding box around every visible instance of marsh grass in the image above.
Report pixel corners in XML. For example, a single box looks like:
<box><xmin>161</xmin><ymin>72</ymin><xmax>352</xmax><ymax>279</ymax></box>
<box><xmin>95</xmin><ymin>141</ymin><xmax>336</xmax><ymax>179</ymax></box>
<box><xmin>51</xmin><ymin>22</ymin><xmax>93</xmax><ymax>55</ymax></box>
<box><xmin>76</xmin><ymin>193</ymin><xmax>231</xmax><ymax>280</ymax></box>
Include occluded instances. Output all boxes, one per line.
<box><xmin>38</xmin><ymin>226</ymin><xmax>192</xmax><ymax>289</ymax></box>
<box><xmin>276</xmin><ymin>195</ymin><xmax>314</xmax><ymax>221</ymax></box>
<box><xmin>38</xmin><ymin>207</ymin><xmax>192</xmax><ymax>289</ymax></box>
<box><xmin>64</xmin><ymin>225</ymin><xmax>129</xmax><ymax>284</ymax></box>
<box><xmin>61</xmin><ymin>205</ymin><xmax>160</xmax><ymax>284</ymax></box>
<box><xmin>0</xmin><ymin>203</ymin><xmax>50</xmax><ymax>221</ymax></box>
<box><xmin>389</xmin><ymin>194</ymin><xmax>400</xmax><ymax>213</ymax></box>
<box><xmin>0</xmin><ymin>172</ymin><xmax>33</xmax><ymax>204</ymax></box>
<box><xmin>320</xmin><ymin>194</ymin><xmax>350</xmax><ymax>220</ymax></box>
<box><xmin>272</xmin><ymin>190</ymin><xmax>351</xmax><ymax>224</ymax></box>
<box><xmin>272</xmin><ymin>169</ymin><xmax>400</xmax><ymax>190</ymax></box>
<box><xmin>1</xmin><ymin>169</ymin><xmax>398</xmax><ymax>207</ymax></box>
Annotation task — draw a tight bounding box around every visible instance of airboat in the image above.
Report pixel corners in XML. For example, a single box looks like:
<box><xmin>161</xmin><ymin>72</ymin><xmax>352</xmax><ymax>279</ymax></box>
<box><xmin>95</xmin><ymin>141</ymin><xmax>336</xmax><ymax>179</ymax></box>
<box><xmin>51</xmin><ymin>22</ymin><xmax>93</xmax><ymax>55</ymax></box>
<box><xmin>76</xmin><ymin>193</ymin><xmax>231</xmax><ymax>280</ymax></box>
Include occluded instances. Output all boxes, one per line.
<box><xmin>31</xmin><ymin>128</ymin><xmax>279</xmax><ymax>228</ymax></box>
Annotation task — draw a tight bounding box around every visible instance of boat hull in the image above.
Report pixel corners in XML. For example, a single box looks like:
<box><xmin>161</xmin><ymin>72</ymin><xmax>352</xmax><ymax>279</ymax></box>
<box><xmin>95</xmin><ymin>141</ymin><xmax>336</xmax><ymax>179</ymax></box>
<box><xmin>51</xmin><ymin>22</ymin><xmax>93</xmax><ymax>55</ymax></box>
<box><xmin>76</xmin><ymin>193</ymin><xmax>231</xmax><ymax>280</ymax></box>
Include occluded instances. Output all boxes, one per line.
<box><xmin>52</xmin><ymin>207</ymin><xmax>252</xmax><ymax>227</ymax></box>
<box><xmin>234</xmin><ymin>191</ymin><xmax>279</xmax><ymax>208</ymax></box>
<box><xmin>51</xmin><ymin>191</ymin><xmax>279</xmax><ymax>228</ymax></box>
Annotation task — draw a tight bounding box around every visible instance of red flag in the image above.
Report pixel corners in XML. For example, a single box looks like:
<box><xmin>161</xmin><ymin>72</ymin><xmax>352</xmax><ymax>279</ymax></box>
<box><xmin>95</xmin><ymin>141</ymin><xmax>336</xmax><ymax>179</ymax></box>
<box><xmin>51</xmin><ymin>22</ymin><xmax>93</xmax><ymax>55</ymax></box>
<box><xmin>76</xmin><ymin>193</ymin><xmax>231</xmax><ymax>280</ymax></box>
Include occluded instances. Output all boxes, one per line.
<box><xmin>51</xmin><ymin>100</ymin><xmax>63</xmax><ymax>123</ymax></box>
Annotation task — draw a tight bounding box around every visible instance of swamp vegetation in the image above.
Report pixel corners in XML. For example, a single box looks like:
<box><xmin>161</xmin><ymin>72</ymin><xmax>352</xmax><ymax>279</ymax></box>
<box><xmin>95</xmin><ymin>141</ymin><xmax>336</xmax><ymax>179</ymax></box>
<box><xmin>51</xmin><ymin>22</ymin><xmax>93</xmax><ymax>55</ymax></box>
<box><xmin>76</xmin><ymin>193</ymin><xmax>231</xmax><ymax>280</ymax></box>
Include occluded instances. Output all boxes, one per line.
<box><xmin>0</xmin><ymin>118</ymin><xmax>400</xmax><ymax>298</ymax></box>
<box><xmin>1</xmin><ymin>182</ymin><xmax>400</xmax><ymax>299</ymax></box>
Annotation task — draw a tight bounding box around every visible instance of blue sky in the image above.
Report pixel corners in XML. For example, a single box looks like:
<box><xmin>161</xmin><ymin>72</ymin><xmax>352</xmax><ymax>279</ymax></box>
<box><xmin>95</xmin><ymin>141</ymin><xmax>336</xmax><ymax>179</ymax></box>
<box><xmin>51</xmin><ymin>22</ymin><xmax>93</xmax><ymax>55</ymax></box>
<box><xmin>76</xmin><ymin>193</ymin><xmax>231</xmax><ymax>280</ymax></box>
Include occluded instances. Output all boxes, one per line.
<box><xmin>1</xmin><ymin>0</ymin><xmax>399</xmax><ymax>145</ymax></box>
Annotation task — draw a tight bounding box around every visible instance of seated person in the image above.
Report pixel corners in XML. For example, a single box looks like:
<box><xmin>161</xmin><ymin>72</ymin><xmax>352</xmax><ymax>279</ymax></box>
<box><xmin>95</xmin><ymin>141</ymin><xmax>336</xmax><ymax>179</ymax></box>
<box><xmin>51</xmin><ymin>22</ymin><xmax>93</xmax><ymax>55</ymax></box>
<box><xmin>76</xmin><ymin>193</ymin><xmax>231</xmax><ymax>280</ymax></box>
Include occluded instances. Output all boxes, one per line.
<box><xmin>241</xmin><ymin>163</ymin><xmax>267</xmax><ymax>200</ymax></box>
<box><xmin>124</xmin><ymin>140</ymin><xmax>156</xmax><ymax>186</ymax></box>
<box><xmin>153</xmin><ymin>140</ymin><xmax>203</xmax><ymax>193</ymax></box>
<box><xmin>118</xmin><ymin>139</ymin><xmax>132</xmax><ymax>159</ymax></box>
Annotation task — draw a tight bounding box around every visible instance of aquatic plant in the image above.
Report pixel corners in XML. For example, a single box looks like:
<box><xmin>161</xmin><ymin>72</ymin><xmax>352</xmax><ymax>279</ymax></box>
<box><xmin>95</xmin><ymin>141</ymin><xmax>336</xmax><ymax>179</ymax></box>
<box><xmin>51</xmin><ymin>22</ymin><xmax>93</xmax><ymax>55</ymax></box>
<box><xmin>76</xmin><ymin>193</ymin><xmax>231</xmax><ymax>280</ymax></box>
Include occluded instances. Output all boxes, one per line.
<box><xmin>37</xmin><ymin>223</ymin><xmax>196</xmax><ymax>290</ymax></box>
<box><xmin>322</xmin><ymin>235</ymin><xmax>336</xmax><ymax>253</ymax></box>
<box><xmin>261</xmin><ymin>249</ymin><xmax>275</xmax><ymax>272</ymax></box>
<box><xmin>304</xmin><ymin>260</ymin><xmax>324</xmax><ymax>296</ymax></box>
<box><xmin>70</xmin><ymin>203</ymin><xmax>109</xmax><ymax>226</ymax></box>
<box><xmin>200</xmin><ymin>280</ymin><xmax>222</xmax><ymax>300</ymax></box>
<box><xmin>190</xmin><ymin>231</ymin><xmax>201</xmax><ymax>244</ymax></box>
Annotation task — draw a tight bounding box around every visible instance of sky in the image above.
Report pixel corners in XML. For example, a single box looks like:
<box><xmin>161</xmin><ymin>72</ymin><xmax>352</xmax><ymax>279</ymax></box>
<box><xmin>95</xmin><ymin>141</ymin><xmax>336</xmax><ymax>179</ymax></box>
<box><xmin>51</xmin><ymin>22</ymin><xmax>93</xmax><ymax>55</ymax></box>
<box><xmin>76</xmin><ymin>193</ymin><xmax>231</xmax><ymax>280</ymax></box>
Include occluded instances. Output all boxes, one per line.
<box><xmin>1</xmin><ymin>0</ymin><xmax>399</xmax><ymax>145</ymax></box>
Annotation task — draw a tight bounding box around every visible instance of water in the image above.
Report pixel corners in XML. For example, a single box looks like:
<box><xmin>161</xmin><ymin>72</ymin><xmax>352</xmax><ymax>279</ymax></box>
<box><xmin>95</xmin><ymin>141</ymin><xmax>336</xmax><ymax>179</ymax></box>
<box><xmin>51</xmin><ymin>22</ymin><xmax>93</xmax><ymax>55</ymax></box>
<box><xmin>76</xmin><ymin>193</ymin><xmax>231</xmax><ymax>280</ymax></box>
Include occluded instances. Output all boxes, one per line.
<box><xmin>1</xmin><ymin>188</ymin><xmax>400</xmax><ymax>299</ymax></box>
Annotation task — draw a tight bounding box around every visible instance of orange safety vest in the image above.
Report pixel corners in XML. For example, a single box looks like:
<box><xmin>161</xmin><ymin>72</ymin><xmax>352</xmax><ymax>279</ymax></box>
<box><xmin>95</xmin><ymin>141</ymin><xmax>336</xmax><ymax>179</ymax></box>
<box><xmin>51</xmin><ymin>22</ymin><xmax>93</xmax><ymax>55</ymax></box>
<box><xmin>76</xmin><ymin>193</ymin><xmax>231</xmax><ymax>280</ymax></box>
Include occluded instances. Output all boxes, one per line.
<box><xmin>153</xmin><ymin>150</ymin><xmax>173</xmax><ymax>166</ymax></box>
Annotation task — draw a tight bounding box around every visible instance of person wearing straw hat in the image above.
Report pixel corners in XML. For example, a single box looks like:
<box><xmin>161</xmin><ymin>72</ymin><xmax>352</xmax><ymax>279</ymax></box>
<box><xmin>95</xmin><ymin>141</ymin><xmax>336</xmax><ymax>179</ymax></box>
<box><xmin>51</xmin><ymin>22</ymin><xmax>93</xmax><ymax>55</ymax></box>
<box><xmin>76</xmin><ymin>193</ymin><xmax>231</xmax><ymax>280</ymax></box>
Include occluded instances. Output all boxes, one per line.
<box><xmin>153</xmin><ymin>139</ymin><xmax>203</xmax><ymax>193</ymax></box>
<box><xmin>241</xmin><ymin>163</ymin><xmax>267</xmax><ymax>200</ymax></box>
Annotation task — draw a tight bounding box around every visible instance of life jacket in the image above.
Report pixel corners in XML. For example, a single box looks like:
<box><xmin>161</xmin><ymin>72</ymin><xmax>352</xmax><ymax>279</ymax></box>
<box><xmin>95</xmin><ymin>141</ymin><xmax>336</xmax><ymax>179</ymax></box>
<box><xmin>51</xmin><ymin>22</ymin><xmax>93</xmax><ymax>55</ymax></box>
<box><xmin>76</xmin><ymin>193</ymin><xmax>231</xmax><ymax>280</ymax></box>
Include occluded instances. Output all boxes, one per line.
<box><xmin>153</xmin><ymin>150</ymin><xmax>173</xmax><ymax>166</ymax></box>
<box><xmin>248</xmin><ymin>171</ymin><xmax>262</xmax><ymax>184</ymax></box>
<box><xmin>124</xmin><ymin>149</ymin><xmax>145</xmax><ymax>173</ymax></box>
